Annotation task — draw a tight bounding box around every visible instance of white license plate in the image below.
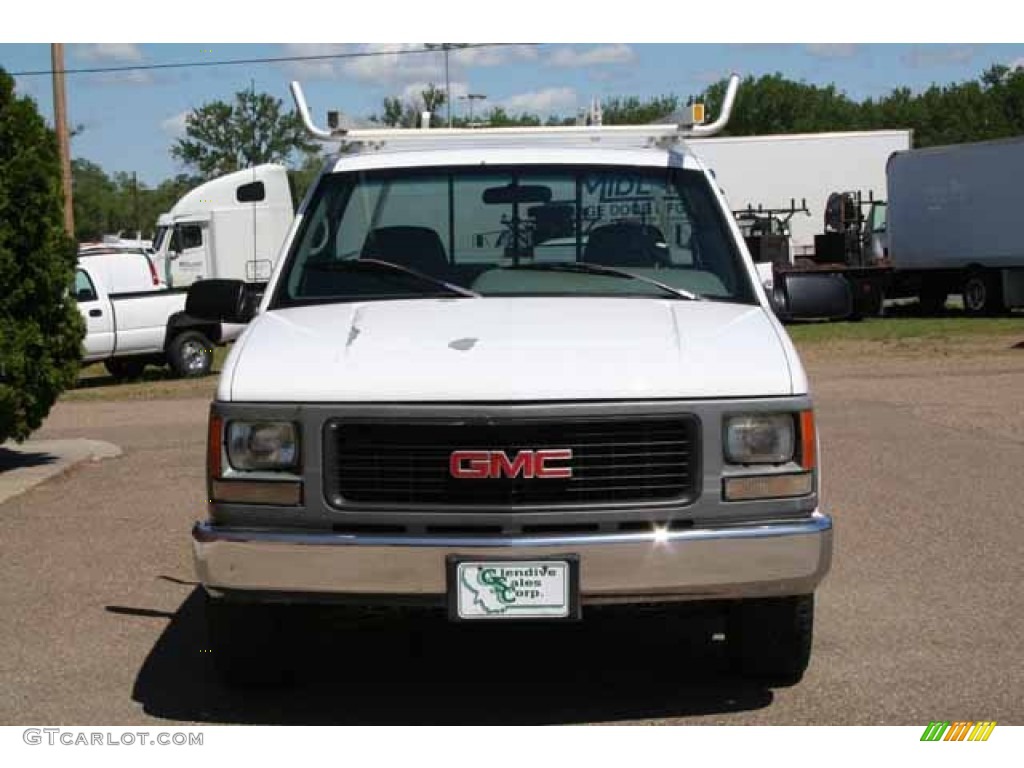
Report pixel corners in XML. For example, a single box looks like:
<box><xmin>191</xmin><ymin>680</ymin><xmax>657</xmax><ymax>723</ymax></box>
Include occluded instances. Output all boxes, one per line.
<box><xmin>451</xmin><ymin>560</ymin><xmax>576</xmax><ymax>620</ymax></box>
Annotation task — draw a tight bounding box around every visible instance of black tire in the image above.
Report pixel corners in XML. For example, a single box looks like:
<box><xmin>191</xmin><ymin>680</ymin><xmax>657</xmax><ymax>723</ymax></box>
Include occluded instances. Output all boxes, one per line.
<box><xmin>847</xmin><ymin>279</ymin><xmax>884</xmax><ymax>322</ymax></box>
<box><xmin>104</xmin><ymin>358</ymin><xmax>146</xmax><ymax>380</ymax></box>
<box><xmin>726</xmin><ymin>594</ymin><xmax>814</xmax><ymax>687</ymax></box>
<box><xmin>167</xmin><ymin>330</ymin><xmax>214</xmax><ymax>378</ymax></box>
<box><xmin>918</xmin><ymin>284</ymin><xmax>948</xmax><ymax>315</ymax></box>
<box><xmin>962</xmin><ymin>271</ymin><xmax>1004</xmax><ymax>316</ymax></box>
<box><xmin>205</xmin><ymin>595</ymin><xmax>297</xmax><ymax>687</ymax></box>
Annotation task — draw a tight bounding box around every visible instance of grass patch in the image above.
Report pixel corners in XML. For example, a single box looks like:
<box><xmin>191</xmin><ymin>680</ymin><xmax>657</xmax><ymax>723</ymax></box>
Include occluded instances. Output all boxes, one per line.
<box><xmin>63</xmin><ymin>347</ymin><xmax>230</xmax><ymax>402</ymax></box>
<box><xmin>787</xmin><ymin>315</ymin><xmax>1023</xmax><ymax>344</ymax></box>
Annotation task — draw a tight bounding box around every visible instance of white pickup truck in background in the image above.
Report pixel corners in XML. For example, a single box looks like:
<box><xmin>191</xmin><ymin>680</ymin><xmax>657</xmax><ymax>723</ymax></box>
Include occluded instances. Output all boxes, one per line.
<box><xmin>74</xmin><ymin>252</ymin><xmax>239</xmax><ymax>380</ymax></box>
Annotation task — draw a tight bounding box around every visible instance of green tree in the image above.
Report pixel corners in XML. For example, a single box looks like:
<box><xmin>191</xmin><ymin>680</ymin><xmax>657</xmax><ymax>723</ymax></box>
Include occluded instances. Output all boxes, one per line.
<box><xmin>171</xmin><ymin>88</ymin><xmax>317</xmax><ymax>178</ymax></box>
<box><xmin>379</xmin><ymin>96</ymin><xmax>406</xmax><ymax>127</ymax></box>
<box><xmin>372</xmin><ymin>84</ymin><xmax>450</xmax><ymax>128</ymax></box>
<box><xmin>420</xmin><ymin>84</ymin><xmax>447</xmax><ymax>119</ymax></box>
<box><xmin>71</xmin><ymin>158</ymin><xmax>118</xmax><ymax>241</ymax></box>
<box><xmin>0</xmin><ymin>67</ymin><xmax>84</xmax><ymax>442</ymax></box>
<box><xmin>602</xmin><ymin>95</ymin><xmax>680</xmax><ymax>125</ymax></box>
<box><xmin>480</xmin><ymin>106</ymin><xmax>542</xmax><ymax>127</ymax></box>
<box><xmin>692</xmin><ymin>73</ymin><xmax>863</xmax><ymax>136</ymax></box>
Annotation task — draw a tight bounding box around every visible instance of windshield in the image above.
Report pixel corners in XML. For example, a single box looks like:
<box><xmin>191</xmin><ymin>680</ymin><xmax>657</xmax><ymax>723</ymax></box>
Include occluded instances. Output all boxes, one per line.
<box><xmin>152</xmin><ymin>225</ymin><xmax>169</xmax><ymax>253</ymax></box>
<box><xmin>272</xmin><ymin>164</ymin><xmax>755</xmax><ymax>307</ymax></box>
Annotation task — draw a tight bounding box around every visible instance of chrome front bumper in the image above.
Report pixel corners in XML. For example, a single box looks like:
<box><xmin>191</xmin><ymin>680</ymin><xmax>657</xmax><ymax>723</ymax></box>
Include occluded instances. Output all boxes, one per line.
<box><xmin>193</xmin><ymin>512</ymin><xmax>832</xmax><ymax>604</ymax></box>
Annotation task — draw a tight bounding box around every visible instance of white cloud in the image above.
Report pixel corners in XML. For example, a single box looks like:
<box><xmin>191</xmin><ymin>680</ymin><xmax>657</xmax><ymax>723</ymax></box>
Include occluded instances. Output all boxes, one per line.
<box><xmin>805</xmin><ymin>44</ymin><xmax>859</xmax><ymax>59</ymax></box>
<box><xmin>344</xmin><ymin>44</ymin><xmax>439</xmax><ymax>84</ymax></box>
<box><xmin>161</xmin><ymin>111</ymin><xmax>190</xmax><ymax>138</ymax></box>
<box><xmin>1010</xmin><ymin>57</ymin><xmax>1024</xmax><ymax>70</ymax></box>
<box><xmin>456</xmin><ymin>45</ymin><xmax>539</xmax><ymax>67</ymax></box>
<box><xmin>498</xmin><ymin>87</ymin><xmax>577</xmax><ymax>116</ymax></box>
<box><xmin>280</xmin><ymin>43</ymin><xmax>536</xmax><ymax>85</ymax></box>
<box><xmin>902</xmin><ymin>45</ymin><xmax>976</xmax><ymax>68</ymax></box>
<box><xmin>75</xmin><ymin>43</ymin><xmax>144</xmax><ymax>63</ymax></box>
<box><xmin>548</xmin><ymin>45</ymin><xmax>635</xmax><ymax>68</ymax></box>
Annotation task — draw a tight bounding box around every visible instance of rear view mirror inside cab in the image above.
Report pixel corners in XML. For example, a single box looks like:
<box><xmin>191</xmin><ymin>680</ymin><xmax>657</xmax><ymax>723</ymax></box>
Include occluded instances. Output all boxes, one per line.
<box><xmin>482</xmin><ymin>184</ymin><xmax>553</xmax><ymax>205</ymax></box>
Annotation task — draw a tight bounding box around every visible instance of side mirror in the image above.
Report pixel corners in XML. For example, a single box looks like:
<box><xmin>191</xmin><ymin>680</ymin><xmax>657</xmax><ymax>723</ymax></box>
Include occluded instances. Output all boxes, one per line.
<box><xmin>771</xmin><ymin>273</ymin><xmax>852</xmax><ymax>322</ymax></box>
<box><xmin>186</xmin><ymin>279</ymin><xmax>255</xmax><ymax>323</ymax></box>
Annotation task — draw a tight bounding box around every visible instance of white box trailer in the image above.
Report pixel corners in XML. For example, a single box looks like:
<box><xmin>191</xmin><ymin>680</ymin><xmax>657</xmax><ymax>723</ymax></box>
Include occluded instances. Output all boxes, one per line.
<box><xmin>151</xmin><ymin>164</ymin><xmax>294</xmax><ymax>292</ymax></box>
<box><xmin>687</xmin><ymin>130</ymin><xmax>913</xmax><ymax>256</ymax></box>
<box><xmin>884</xmin><ymin>137</ymin><xmax>1024</xmax><ymax>313</ymax></box>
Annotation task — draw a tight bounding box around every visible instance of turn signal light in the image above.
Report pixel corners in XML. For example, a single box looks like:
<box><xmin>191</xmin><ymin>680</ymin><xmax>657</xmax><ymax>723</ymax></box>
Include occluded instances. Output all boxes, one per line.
<box><xmin>723</xmin><ymin>471</ymin><xmax>814</xmax><ymax>501</ymax></box>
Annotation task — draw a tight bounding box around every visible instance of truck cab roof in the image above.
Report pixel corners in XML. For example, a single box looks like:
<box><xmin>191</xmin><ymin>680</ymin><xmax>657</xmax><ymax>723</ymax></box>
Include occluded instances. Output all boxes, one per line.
<box><xmin>328</xmin><ymin>140</ymin><xmax>705</xmax><ymax>175</ymax></box>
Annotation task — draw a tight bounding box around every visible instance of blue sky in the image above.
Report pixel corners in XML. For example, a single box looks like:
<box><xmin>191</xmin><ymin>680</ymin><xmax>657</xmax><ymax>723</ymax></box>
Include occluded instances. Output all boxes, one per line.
<box><xmin>3</xmin><ymin>43</ymin><xmax>1024</xmax><ymax>187</ymax></box>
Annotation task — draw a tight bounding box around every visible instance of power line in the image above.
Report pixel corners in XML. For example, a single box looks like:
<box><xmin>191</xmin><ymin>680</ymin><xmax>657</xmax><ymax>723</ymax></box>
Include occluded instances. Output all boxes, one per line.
<box><xmin>10</xmin><ymin>43</ymin><xmax>538</xmax><ymax>78</ymax></box>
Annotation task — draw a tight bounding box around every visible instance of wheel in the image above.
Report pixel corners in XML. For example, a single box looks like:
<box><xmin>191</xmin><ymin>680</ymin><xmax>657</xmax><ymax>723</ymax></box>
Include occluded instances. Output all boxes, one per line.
<box><xmin>167</xmin><ymin>331</ymin><xmax>213</xmax><ymax>378</ymax></box>
<box><xmin>848</xmin><ymin>279</ymin><xmax>884</xmax><ymax>321</ymax></box>
<box><xmin>104</xmin><ymin>358</ymin><xmax>146</xmax><ymax>380</ymax></box>
<box><xmin>726</xmin><ymin>594</ymin><xmax>814</xmax><ymax>687</ymax></box>
<box><xmin>918</xmin><ymin>284</ymin><xmax>948</xmax><ymax>315</ymax></box>
<box><xmin>205</xmin><ymin>595</ymin><xmax>297</xmax><ymax>687</ymax></box>
<box><xmin>962</xmin><ymin>271</ymin><xmax>1004</xmax><ymax>316</ymax></box>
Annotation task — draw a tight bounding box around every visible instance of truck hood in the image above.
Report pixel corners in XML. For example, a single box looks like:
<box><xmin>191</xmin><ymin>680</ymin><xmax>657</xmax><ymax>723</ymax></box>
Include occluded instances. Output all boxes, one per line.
<box><xmin>221</xmin><ymin>297</ymin><xmax>799</xmax><ymax>402</ymax></box>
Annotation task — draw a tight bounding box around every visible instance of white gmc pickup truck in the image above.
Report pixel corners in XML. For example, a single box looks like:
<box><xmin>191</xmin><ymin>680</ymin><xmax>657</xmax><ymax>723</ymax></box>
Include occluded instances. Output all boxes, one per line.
<box><xmin>187</xmin><ymin>76</ymin><xmax>850</xmax><ymax>687</ymax></box>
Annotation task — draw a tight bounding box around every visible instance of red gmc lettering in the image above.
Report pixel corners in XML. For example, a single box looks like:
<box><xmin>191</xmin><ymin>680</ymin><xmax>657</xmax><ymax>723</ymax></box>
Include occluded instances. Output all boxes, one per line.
<box><xmin>491</xmin><ymin>451</ymin><xmax>533</xmax><ymax>478</ymax></box>
<box><xmin>450</xmin><ymin>449</ymin><xmax>573</xmax><ymax>479</ymax></box>
<box><xmin>534</xmin><ymin>449</ymin><xmax>573</xmax><ymax>478</ymax></box>
<box><xmin>449</xmin><ymin>451</ymin><xmax>490</xmax><ymax>478</ymax></box>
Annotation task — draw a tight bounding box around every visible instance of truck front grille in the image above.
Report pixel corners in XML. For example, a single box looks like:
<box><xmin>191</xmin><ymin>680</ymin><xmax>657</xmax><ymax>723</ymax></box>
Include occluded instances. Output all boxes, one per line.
<box><xmin>324</xmin><ymin>416</ymin><xmax>699</xmax><ymax>507</ymax></box>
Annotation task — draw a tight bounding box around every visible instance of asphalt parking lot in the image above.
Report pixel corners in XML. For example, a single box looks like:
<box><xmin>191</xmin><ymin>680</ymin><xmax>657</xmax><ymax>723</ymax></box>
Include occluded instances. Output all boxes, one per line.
<box><xmin>1</xmin><ymin>340</ymin><xmax>1022</xmax><ymax>725</ymax></box>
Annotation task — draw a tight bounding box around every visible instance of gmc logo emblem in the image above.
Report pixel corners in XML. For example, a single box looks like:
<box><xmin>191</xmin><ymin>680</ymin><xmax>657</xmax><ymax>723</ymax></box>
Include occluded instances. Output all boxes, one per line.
<box><xmin>449</xmin><ymin>449</ymin><xmax>573</xmax><ymax>479</ymax></box>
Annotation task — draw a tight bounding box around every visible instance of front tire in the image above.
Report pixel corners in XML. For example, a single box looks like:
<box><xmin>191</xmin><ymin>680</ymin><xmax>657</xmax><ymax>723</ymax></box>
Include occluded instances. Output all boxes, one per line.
<box><xmin>726</xmin><ymin>594</ymin><xmax>814</xmax><ymax>687</ymax></box>
<box><xmin>167</xmin><ymin>331</ymin><xmax>213</xmax><ymax>378</ymax></box>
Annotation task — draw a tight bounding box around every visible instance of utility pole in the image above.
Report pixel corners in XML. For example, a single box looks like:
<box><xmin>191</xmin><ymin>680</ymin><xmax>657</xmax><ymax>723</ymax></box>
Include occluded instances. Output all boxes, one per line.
<box><xmin>51</xmin><ymin>43</ymin><xmax>74</xmax><ymax>238</ymax></box>
<box><xmin>425</xmin><ymin>44</ymin><xmax>469</xmax><ymax>127</ymax></box>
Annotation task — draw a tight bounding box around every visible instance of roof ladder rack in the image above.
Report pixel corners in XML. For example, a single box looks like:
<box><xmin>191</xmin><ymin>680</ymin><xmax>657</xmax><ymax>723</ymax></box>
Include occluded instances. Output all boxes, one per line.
<box><xmin>289</xmin><ymin>74</ymin><xmax>740</xmax><ymax>147</ymax></box>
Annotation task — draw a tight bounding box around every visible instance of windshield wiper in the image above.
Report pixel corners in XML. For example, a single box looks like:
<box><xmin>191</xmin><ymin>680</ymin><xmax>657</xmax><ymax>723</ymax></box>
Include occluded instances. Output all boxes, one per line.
<box><xmin>503</xmin><ymin>262</ymin><xmax>701</xmax><ymax>301</ymax></box>
<box><xmin>303</xmin><ymin>258</ymin><xmax>480</xmax><ymax>298</ymax></box>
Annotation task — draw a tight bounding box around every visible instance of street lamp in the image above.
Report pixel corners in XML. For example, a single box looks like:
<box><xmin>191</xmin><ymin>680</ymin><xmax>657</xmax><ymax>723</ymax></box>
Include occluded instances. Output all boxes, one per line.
<box><xmin>425</xmin><ymin>43</ymin><xmax>470</xmax><ymax>127</ymax></box>
<box><xmin>460</xmin><ymin>93</ymin><xmax>487</xmax><ymax>125</ymax></box>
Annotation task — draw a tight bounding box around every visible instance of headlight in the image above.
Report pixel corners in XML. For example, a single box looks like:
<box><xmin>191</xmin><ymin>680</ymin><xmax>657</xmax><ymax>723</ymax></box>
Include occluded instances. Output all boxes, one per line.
<box><xmin>724</xmin><ymin>414</ymin><xmax>795</xmax><ymax>464</ymax></box>
<box><xmin>226</xmin><ymin>421</ymin><xmax>299</xmax><ymax>471</ymax></box>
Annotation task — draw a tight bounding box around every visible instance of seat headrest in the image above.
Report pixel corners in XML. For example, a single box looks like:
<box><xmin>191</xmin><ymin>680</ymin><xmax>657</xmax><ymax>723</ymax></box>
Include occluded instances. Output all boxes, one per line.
<box><xmin>360</xmin><ymin>226</ymin><xmax>449</xmax><ymax>274</ymax></box>
<box><xmin>582</xmin><ymin>222</ymin><xmax>668</xmax><ymax>267</ymax></box>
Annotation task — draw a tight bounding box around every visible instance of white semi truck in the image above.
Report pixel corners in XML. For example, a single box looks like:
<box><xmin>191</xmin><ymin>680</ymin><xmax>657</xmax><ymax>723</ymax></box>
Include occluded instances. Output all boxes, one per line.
<box><xmin>151</xmin><ymin>164</ymin><xmax>294</xmax><ymax>296</ymax></box>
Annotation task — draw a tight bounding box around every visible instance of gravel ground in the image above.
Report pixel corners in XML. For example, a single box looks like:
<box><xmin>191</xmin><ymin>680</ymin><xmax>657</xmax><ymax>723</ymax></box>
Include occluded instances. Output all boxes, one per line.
<box><xmin>1</xmin><ymin>343</ymin><xmax>1022</xmax><ymax>725</ymax></box>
